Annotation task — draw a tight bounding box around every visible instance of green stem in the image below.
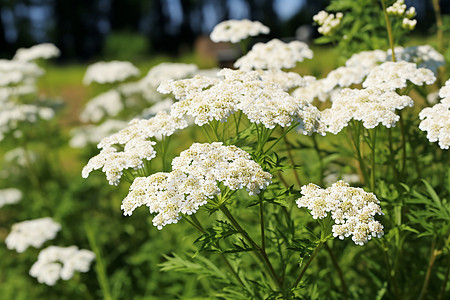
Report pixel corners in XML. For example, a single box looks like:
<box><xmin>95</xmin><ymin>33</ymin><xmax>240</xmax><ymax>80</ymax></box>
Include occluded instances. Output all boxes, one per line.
<box><xmin>85</xmin><ymin>222</ymin><xmax>113</xmax><ymax>300</ymax></box>
<box><xmin>381</xmin><ymin>0</ymin><xmax>396</xmax><ymax>61</ymax></box>
<box><xmin>312</xmin><ymin>134</ymin><xmax>324</xmax><ymax>187</ymax></box>
<box><xmin>370</xmin><ymin>127</ymin><xmax>377</xmax><ymax>193</ymax></box>
<box><xmin>431</xmin><ymin>0</ymin><xmax>444</xmax><ymax>54</ymax></box>
<box><xmin>438</xmin><ymin>252</ymin><xmax>450</xmax><ymax>300</ymax></box>
<box><xmin>388</xmin><ymin>129</ymin><xmax>399</xmax><ymax>186</ymax></box>
<box><xmin>263</xmin><ymin>123</ymin><xmax>299</xmax><ymax>155</ymax></box>
<box><xmin>381</xmin><ymin>240</ymin><xmax>401</xmax><ymax>299</ymax></box>
<box><xmin>219</xmin><ymin>204</ymin><xmax>282</xmax><ymax>291</ymax></box>
<box><xmin>185</xmin><ymin>216</ymin><xmax>250</xmax><ymax>293</ymax></box>
<box><xmin>259</xmin><ymin>193</ymin><xmax>266</xmax><ymax>251</ymax></box>
<box><xmin>399</xmin><ymin>111</ymin><xmax>407</xmax><ymax>177</ymax></box>
<box><xmin>324</xmin><ymin>243</ymin><xmax>348</xmax><ymax>299</ymax></box>
<box><xmin>418</xmin><ymin>237</ymin><xmax>438</xmax><ymax>300</ymax></box>
<box><xmin>283</xmin><ymin>133</ymin><xmax>302</xmax><ymax>187</ymax></box>
<box><xmin>209</xmin><ymin>121</ymin><xmax>221</xmax><ymax>142</ymax></box>
<box><xmin>201</xmin><ymin>125</ymin><xmax>214</xmax><ymax>143</ymax></box>
<box><xmin>293</xmin><ymin>241</ymin><xmax>324</xmax><ymax>288</ymax></box>
<box><xmin>348</xmin><ymin>122</ymin><xmax>368</xmax><ymax>185</ymax></box>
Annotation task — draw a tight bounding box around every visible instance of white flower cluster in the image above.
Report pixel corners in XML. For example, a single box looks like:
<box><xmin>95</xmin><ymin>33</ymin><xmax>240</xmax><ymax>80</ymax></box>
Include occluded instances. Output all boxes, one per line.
<box><xmin>363</xmin><ymin>61</ymin><xmax>436</xmax><ymax>91</ymax></box>
<box><xmin>387</xmin><ymin>0</ymin><xmax>417</xmax><ymax>30</ymax></box>
<box><xmin>79</xmin><ymin>90</ymin><xmax>123</xmax><ymax>123</ymax></box>
<box><xmin>0</xmin><ymin>102</ymin><xmax>55</xmax><ymax>141</ymax></box>
<box><xmin>322</xmin><ymin>88</ymin><xmax>414</xmax><ymax>134</ymax></box>
<box><xmin>0</xmin><ymin>59</ymin><xmax>43</xmax><ymax>87</ymax></box>
<box><xmin>142</xmin><ymin>62</ymin><xmax>198</xmax><ymax>88</ymax></box>
<box><xmin>292</xmin><ymin>50</ymin><xmax>387</xmax><ymax>103</ymax></box>
<box><xmin>389</xmin><ymin>45</ymin><xmax>445</xmax><ymax>75</ymax></box>
<box><xmin>6</xmin><ymin>217</ymin><xmax>61</xmax><ymax>253</ymax></box>
<box><xmin>293</xmin><ymin>47</ymin><xmax>442</xmax><ymax>103</ymax></box>
<box><xmin>0</xmin><ymin>188</ymin><xmax>22</xmax><ymax>208</ymax></box>
<box><xmin>139</xmin><ymin>98</ymin><xmax>174</xmax><ymax>118</ymax></box>
<box><xmin>210</xmin><ymin>19</ymin><xmax>270</xmax><ymax>43</ymax></box>
<box><xmin>82</xmin><ymin>111</ymin><xmax>187</xmax><ymax>185</ymax></box>
<box><xmin>418</xmin><ymin>79</ymin><xmax>450</xmax><ymax>149</ymax></box>
<box><xmin>83</xmin><ymin>60</ymin><xmax>140</xmax><ymax>85</ymax></box>
<box><xmin>234</xmin><ymin>39</ymin><xmax>313</xmax><ymax>71</ymax></box>
<box><xmin>297</xmin><ymin>181</ymin><xmax>384</xmax><ymax>245</ymax></box>
<box><xmin>255</xmin><ymin>69</ymin><xmax>315</xmax><ymax>91</ymax></box>
<box><xmin>69</xmin><ymin>119</ymin><xmax>128</xmax><ymax>148</ymax></box>
<box><xmin>313</xmin><ymin>10</ymin><xmax>343</xmax><ymax>36</ymax></box>
<box><xmin>13</xmin><ymin>43</ymin><xmax>60</xmax><ymax>62</ymax></box>
<box><xmin>117</xmin><ymin>63</ymin><xmax>199</xmax><ymax>106</ymax></box>
<box><xmin>30</xmin><ymin>246</ymin><xmax>95</xmax><ymax>286</ymax></box>
<box><xmin>159</xmin><ymin>68</ymin><xmax>324</xmax><ymax>133</ymax></box>
<box><xmin>121</xmin><ymin>142</ymin><xmax>272</xmax><ymax>229</ymax></box>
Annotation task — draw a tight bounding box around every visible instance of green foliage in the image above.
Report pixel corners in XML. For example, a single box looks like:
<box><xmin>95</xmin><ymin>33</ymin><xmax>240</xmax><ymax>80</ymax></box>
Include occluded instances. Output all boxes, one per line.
<box><xmin>103</xmin><ymin>31</ymin><xmax>150</xmax><ymax>61</ymax></box>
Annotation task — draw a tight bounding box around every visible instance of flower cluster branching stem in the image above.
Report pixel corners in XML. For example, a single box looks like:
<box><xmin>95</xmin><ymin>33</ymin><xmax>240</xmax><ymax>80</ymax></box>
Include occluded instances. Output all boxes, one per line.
<box><xmin>381</xmin><ymin>0</ymin><xmax>396</xmax><ymax>62</ymax></box>
<box><xmin>218</xmin><ymin>203</ymin><xmax>282</xmax><ymax>291</ymax></box>
<box><xmin>185</xmin><ymin>215</ymin><xmax>250</xmax><ymax>293</ymax></box>
<box><xmin>311</xmin><ymin>134</ymin><xmax>324</xmax><ymax>187</ymax></box>
<box><xmin>439</xmin><ymin>252</ymin><xmax>450</xmax><ymax>300</ymax></box>
<box><xmin>293</xmin><ymin>241</ymin><xmax>324</xmax><ymax>288</ymax></box>
<box><xmin>283</xmin><ymin>133</ymin><xmax>302</xmax><ymax>187</ymax></box>
<box><xmin>324</xmin><ymin>243</ymin><xmax>348</xmax><ymax>299</ymax></box>
<box><xmin>85</xmin><ymin>222</ymin><xmax>113</xmax><ymax>300</ymax></box>
<box><xmin>418</xmin><ymin>237</ymin><xmax>438</xmax><ymax>300</ymax></box>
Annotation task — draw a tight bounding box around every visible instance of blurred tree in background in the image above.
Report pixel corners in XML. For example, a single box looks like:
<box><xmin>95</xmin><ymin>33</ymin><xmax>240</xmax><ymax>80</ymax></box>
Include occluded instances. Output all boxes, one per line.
<box><xmin>0</xmin><ymin>0</ymin><xmax>446</xmax><ymax>61</ymax></box>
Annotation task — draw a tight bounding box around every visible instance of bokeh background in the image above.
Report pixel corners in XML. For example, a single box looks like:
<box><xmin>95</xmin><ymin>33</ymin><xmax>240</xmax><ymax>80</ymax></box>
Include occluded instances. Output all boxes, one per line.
<box><xmin>0</xmin><ymin>0</ymin><xmax>447</xmax><ymax>62</ymax></box>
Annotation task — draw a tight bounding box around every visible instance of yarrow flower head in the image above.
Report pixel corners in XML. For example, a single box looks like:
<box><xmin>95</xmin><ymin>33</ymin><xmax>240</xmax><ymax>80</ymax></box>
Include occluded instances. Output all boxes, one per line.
<box><xmin>210</xmin><ymin>19</ymin><xmax>269</xmax><ymax>43</ymax></box>
<box><xmin>82</xmin><ymin>111</ymin><xmax>187</xmax><ymax>185</ymax></box>
<box><xmin>141</xmin><ymin>62</ymin><xmax>198</xmax><ymax>89</ymax></box>
<box><xmin>13</xmin><ymin>43</ymin><xmax>60</xmax><ymax>62</ymax></box>
<box><xmin>292</xmin><ymin>49</ymin><xmax>387</xmax><ymax>103</ymax></box>
<box><xmin>158</xmin><ymin>68</ymin><xmax>324</xmax><ymax>134</ymax></box>
<box><xmin>6</xmin><ymin>217</ymin><xmax>61</xmax><ymax>253</ymax></box>
<box><xmin>29</xmin><ymin>246</ymin><xmax>95</xmax><ymax>286</ymax></box>
<box><xmin>83</xmin><ymin>60</ymin><xmax>140</xmax><ymax>85</ymax></box>
<box><xmin>69</xmin><ymin>119</ymin><xmax>128</xmax><ymax>148</ymax></box>
<box><xmin>419</xmin><ymin>79</ymin><xmax>450</xmax><ymax>149</ymax></box>
<box><xmin>0</xmin><ymin>59</ymin><xmax>43</xmax><ymax>87</ymax></box>
<box><xmin>387</xmin><ymin>0</ymin><xmax>417</xmax><ymax>30</ymax></box>
<box><xmin>322</xmin><ymin>87</ymin><xmax>414</xmax><ymax>134</ymax></box>
<box><xmin>313</xmin><ymin>10</ymin><xmax>343</xmax><ymax>36</ymax></box>
<box><xmin>80</xmin><ymin>89</ymin><xmax>123</xmax><ymax>123</ymax></box>
<box><xmin>297</xmin><ymin>180</ymin><xmax>384</xmax><ymax>245</ymax></box>
<box><xmin>234</xmin><ymin>39</ymin><xmax>313</xmax><ymax>71</ymax></box>
<box><xmin>363</xmin><ymin>61</ymin><xmax>435</xmax><ymax>91</ymax></box>
<box><xmin>121</xmin><ymin>142</ymin><xmax>272</xmax><ymax>229</ymax></box>
<box><xmin>389</xmin><ymin>45</ymin><xmax>445</xmax><ymax>75</ymax></box>
<box><xmin>0</xmin><ymin>188</ymin><xmax>22</xmax><ymax>208</ymax></box>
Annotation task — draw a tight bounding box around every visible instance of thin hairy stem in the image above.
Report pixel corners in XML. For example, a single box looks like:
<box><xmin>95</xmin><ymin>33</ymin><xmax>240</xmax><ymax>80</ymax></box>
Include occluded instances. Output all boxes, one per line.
<box><xmin>185</xmin><ymin>216</ymin><xmax>249</xmax><ymax>293</ymax></box>
<box><xmin>293</xmin><ymin>241</ymin><xmax>324</xmax><ymax>288</ymax></box>
<box><xmin>418</xmin><ymin>238</ymin><xmax>438</xmax><ymax>300</ymax></box>
<box><xmin>370</xmin><ymin>127</ymin><xmax>377</xmax><ymax>193</ymax></box>
<box><xmin>263</xmin><ymin>123</ymin><xmax>299</xmax><ymax>155</ymax></box>
<box><xmin>201</xmin><ymin>125</ymin><xmax>214</xmax><ymax>142</ymax></box>
<box><xmin>381</xmin><ymin>0</ymin><xmax>396</xmax><ymax>61</ymax></box>
<box><xmin>282</xmin><ymin>133</ymin><xmax>302</xmax><ymax>187</ymax></box>
<box><xmin>219</xmin><ymin>204</ymin><xmax>282</xmax><ymax>291</ymax></box>
<box><xmin>431</xmin><ymin>0</ymin><xmax>444</xmax><ymax>54</ymax></box>
<box><xmin>324</xmin><ymin>243</ymin><xmax>348</xmax><ymax>299</ymax></box>
<box><xmin>438</xmin><ymin>252</ymin><xmax>450</xmax><ymax>300</ymax></box>
<box><xmin>85</xmin><ymin>222</ymin><xmax>113</xmax><ymax>300</ymax></box>
<box><xmin>259</xmin><ymin>193</ymin><xmax>266</xmax><ymax>251</ymax></box>
<box><xmin>312</xmin><ymin>134</ymin><xmax>324</xmax><ymax>187</ymax></box>
<box><xmin>381</xmin><ymin>240</ymin><xmax>401</xmax><ymax>299</ymax></box>
<box><xmin>398</xmin><ymin>112</ymin><xmax>407</xmax><ymax>177</ymax></box>
<box><xmin>388</xmin><ymin>129</ymin><xmax>399</xmax><ymax>185</ymax></box>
